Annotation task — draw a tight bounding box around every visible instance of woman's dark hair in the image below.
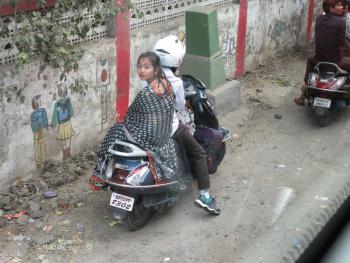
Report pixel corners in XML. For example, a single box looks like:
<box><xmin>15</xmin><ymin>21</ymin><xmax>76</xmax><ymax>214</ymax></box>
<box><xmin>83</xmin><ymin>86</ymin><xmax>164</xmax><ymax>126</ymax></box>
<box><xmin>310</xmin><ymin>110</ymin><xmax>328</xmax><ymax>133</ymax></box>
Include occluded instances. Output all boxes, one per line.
<box><xmin>137</xmin><ymin>51</ymin><xmax>162</xmax><ymax>76</ymax></box>
<box><xmin>323</xmin><ymin>0</ymin><xmax>342</xmax><ymax>13</ymax></box>
<box><xmin>343</xmin><ymin>0</ymin><xmax>350</xmax><ymax>8</ymax></box>
<box><xmin>137</xmin><ymin>51</ymin><xmax>172</xmax><ymax>94</ymax></box>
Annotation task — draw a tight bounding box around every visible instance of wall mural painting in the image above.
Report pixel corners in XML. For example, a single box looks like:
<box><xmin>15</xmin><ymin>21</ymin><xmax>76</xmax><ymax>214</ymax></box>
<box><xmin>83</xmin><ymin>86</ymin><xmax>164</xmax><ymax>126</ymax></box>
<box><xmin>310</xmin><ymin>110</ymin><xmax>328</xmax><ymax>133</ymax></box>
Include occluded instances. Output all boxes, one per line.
<box><xmin>219</xmin><ymin>22</ymin><xmax>236</xmax><ymax>74</ymax></box>
<box><xmin>30</xmin><ymin>95</ymin><xmax>48</xmax><ymax>169</ymax></box>
<box><xmin>50</xmin><ymin>85</ymin><xmax>75</xmax><ymax>161</ymax></box>
<box><xmin>96</xmin><ymin>56</ymin><xmax>110</xmax><ymax>131</ymax></box>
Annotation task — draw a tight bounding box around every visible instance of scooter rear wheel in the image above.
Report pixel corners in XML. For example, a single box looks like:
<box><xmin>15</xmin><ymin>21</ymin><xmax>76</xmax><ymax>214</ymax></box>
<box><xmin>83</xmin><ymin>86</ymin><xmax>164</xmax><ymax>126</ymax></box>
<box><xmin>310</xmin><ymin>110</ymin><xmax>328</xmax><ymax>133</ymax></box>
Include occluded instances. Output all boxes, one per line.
<box><xmin>127</xmin><ymin>198</ymin><xmax>154</xmax><ymax>231</ymax></box>
<box><xmin>314</xmin><ymin>106</ymin><xmax>330</xmax><ymax>127</ymax></box>
<box><xmin>317</xmin><ymin>115</ymin><xmax>330</xmax><ymax>127</ymax></box>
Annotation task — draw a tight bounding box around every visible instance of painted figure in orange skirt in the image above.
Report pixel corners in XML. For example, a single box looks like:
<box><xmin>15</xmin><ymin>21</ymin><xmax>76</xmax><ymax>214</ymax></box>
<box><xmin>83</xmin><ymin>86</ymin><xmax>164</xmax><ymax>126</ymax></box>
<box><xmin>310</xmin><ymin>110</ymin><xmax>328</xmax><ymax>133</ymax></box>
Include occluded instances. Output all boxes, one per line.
<box><xmin>50</xmin><ymin>85</ymin><xmax>75</xmax><ymax>161</ymax></box>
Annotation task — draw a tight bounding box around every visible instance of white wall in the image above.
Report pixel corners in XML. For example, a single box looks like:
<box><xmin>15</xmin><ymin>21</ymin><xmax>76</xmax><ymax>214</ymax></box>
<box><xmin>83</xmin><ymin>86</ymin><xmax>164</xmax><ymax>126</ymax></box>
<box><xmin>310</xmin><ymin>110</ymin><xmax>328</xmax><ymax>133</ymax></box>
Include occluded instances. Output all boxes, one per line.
<box><xmin>0</xmin><ymin>0</ymin><xmax>318</xmax><ymax>189</ymax></box>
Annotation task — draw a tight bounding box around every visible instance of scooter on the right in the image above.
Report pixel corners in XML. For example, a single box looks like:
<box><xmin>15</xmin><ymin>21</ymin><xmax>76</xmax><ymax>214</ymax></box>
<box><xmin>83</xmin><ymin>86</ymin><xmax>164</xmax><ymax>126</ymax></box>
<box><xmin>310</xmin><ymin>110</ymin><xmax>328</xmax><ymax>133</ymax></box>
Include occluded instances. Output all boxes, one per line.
<box><xmin>305</xmin><ymin>62</ymin><xmax>350</xmax><ymax>126</ymax></box>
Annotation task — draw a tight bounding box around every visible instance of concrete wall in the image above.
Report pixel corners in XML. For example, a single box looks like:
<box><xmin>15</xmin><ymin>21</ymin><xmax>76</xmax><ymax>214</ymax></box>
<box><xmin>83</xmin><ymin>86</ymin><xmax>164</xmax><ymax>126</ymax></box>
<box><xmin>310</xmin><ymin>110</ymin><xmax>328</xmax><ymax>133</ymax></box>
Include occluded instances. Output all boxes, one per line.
<box><xmin>0</xmin><ymin>39</ymin><xmax>116</xmax><ymax>190</ymax></box>
<box><xmin>0</xmin><ymin>0</ymin><xmax>318</xmax><ymax>190</ymax></box>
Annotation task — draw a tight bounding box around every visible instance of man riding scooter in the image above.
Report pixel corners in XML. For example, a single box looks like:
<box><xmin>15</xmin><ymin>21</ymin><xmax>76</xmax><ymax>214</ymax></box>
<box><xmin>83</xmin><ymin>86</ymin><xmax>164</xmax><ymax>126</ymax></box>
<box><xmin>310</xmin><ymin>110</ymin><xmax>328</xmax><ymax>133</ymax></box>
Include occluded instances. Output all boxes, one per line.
<box><xmin>153</xmin><ymin>34</ymin><xmax>221</xmax><ymax>215</ymax></box>
<box><xmin>295</xmin><ymin>0</ymin><xmax>350</xmax><ymax>105</ymax></box>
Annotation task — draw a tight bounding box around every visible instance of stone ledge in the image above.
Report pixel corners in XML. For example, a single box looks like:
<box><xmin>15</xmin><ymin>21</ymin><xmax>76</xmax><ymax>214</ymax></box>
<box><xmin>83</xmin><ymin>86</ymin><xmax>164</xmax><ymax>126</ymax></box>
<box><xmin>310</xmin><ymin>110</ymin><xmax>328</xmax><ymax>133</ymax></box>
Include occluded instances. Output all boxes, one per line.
<box><xmin>206</xmin><ymin>79</ymin><xmax>241</xmax><ymax>118</ymax></box>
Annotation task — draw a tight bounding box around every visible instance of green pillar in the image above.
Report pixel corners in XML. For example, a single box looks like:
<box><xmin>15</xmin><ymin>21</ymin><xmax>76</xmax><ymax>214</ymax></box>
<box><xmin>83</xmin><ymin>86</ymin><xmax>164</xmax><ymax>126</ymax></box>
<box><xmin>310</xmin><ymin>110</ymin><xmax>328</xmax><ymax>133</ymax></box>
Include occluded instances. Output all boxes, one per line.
<box><xmin>180</xmin><ymin>6</ymin><xmax>226</xmax><ymax>89</ymax></box>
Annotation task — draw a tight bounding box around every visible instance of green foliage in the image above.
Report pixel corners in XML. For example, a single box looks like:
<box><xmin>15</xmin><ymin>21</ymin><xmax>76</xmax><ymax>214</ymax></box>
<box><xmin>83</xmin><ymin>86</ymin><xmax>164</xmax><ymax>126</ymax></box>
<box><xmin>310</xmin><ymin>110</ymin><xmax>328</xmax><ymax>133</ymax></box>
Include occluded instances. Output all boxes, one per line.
<box><xmin>69</xmin><ymin>77</ymin><xmax>90</xmax><ymax>95</ymax></box>
<box><xmin>1</xmin><ymin>0</ymin><xmax>131</xmax><ymax>86</ymax></box>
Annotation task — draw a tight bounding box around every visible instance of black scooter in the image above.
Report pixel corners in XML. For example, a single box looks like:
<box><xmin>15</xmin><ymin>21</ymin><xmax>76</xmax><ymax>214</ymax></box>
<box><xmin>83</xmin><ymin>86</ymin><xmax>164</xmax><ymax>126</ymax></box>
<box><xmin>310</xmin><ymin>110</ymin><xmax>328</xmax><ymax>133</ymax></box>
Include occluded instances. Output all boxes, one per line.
<box><xmin>101</xmin><ymin>75</ymin><xmax>230</xmax><ymax>230</ymax></box>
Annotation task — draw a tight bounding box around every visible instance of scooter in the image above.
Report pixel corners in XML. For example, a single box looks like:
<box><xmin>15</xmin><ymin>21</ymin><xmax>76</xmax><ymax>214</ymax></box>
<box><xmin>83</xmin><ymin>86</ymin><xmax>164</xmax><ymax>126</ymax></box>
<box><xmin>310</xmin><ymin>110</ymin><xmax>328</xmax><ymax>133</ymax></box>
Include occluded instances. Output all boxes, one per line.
<box><xmin>305</xmin><ymin>62</ymin><xmax>350</xmax><ymax>127</ymax></box>
<box><xmin>101</xmin><ymin>75</ymin><xmax>230</xmax><ymax>231</ymax></box>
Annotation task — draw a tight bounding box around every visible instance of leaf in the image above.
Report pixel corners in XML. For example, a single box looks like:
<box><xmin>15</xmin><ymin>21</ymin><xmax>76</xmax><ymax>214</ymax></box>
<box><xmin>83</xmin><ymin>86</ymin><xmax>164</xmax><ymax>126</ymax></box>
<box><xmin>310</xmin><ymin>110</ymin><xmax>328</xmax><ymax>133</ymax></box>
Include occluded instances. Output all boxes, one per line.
<box><xmin>4</xmin><ymin>0</ymin><xmax>126</xmax><ymax>84</ymax></box>
<box><xmin>55</xmin><ymin>209</ymin><xmax>64</xmax><ymax>215</ymax></box>
<box><xmin>17</xmin><ymin>52</ymin><xmax>29</xmax><ymax>61</ymax></box>
<box><xmin>57</xmin><ymin>47</ymin><xmax>69</xmax><ymax>55</ymax></box>
<box><xmin>109</xmin><ymin>220</ymin><xmax>118</xmax><ymax>227</ymax></box>
<box><xmin>275</xmin><ymin>78</ymin><xmax>290</xmax><ymax>87</ymax></box>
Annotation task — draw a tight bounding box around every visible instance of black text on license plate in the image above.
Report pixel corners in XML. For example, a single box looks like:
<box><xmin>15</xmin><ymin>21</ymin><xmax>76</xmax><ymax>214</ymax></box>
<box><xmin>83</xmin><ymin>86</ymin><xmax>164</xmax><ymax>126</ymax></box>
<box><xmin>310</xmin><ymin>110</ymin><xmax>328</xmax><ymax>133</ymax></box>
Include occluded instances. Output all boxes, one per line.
<box><xmin>110</xmin><ymin>192</ymin><xmax>134</xmax><ymax>211</ymax></box>
<box><xmin>314</xmin><ymin>97</ymin><xmax>331</xmax><ymax>108</ymax></box>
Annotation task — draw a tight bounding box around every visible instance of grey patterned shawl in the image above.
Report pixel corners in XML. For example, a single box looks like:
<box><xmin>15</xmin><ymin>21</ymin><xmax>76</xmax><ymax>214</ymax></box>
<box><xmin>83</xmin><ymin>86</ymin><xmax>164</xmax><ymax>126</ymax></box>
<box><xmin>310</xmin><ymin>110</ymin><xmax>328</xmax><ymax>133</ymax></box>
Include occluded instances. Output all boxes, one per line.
<box><xmin>93</xmin><ymin>84</ymin><xmax>176</xmax><ymax>181</ymax></box>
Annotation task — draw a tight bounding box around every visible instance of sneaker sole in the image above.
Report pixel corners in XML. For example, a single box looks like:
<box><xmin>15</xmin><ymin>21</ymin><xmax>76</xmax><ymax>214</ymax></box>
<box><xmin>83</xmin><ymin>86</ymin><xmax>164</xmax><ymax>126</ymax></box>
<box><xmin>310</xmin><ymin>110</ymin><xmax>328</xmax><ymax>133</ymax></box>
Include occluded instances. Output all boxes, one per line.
<box><xmin>194</xmin><ymin>199</ymin><xmax>221</xmax><ymax>215</ymax></box>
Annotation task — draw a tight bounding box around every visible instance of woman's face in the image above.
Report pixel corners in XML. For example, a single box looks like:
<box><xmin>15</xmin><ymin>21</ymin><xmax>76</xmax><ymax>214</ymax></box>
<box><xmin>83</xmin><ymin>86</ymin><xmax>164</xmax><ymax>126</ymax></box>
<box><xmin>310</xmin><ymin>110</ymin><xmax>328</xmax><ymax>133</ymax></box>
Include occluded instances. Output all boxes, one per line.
<box><xmin>137</xmin><ymin>57</ymin><xmax>157</xmax><ymax>83</ymax></box>
<box><xmin>330</xmin><ymin>2</ymin><xmax>344</xmax><ymax>15</ymax></box>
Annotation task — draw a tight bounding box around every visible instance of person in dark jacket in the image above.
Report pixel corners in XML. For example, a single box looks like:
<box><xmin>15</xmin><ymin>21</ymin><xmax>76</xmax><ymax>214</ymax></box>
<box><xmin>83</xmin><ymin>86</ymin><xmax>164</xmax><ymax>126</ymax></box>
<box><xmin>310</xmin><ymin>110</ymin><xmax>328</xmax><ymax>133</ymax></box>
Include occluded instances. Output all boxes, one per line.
<box><xmin>295</xmin><ymin>0</ymin><xmax>350</xmax><ymax>105</ymax></box>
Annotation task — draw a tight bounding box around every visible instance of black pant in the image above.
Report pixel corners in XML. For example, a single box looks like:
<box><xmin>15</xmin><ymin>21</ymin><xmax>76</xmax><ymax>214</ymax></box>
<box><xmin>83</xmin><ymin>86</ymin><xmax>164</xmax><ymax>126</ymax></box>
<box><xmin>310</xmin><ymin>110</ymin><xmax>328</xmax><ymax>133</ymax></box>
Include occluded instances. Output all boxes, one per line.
<box><xmin>172</xmin><ymin>122</ymin><xmax>210</xmax><ymax>190</ymax></box>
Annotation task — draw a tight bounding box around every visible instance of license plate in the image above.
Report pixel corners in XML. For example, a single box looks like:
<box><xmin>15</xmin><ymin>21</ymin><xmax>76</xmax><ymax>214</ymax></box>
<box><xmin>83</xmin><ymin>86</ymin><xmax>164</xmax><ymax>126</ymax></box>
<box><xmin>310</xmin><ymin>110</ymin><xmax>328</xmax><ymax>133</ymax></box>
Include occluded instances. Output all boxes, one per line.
<box><xmin>110</xmin><ymin>192</ymin><xmax>134</xmax><ymax>211</ymax></box>
<box><xmin>314</xmin><ymin>97</ymin><xmax>331</xmax><ymax>108</ymax></box>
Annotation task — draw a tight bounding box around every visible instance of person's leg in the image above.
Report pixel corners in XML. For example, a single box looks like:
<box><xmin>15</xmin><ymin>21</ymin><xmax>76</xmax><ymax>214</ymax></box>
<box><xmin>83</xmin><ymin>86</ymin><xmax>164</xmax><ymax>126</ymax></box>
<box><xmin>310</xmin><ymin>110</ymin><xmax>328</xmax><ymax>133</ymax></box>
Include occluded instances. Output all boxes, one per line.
<box><xmin>172</xmin><ymin>123</ymin><xmax>220</xmax><ymax>215</ymax></box>
<box><xmin>173</xmin><ymin>123</ymin><xmax>209</xmax><ymax>189</ymax></box>
<box><xmin>339</xmin><ymin>56</ymin><xmax>350</xmax><ymax>72</ymax></box>
<box><xmin>295</xmin><ymin>56</ymin><xmax>317</xmax><ymax>105</ymax></box>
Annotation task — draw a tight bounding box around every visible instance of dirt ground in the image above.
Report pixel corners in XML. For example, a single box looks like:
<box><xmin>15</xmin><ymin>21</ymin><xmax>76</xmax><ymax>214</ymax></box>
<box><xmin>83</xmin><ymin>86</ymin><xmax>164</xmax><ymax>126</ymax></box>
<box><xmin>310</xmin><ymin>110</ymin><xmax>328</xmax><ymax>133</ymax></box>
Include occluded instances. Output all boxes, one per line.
<box><xmin>2</xmin><ymin>51</ymin><xmax>350</xmax><ymax>263</ymax></box>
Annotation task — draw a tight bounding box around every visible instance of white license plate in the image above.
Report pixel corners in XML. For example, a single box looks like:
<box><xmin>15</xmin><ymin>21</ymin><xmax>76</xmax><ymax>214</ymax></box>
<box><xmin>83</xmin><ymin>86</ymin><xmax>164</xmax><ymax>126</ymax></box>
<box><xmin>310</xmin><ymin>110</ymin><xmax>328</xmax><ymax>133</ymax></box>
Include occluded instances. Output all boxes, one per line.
<box><xmin>110</xmin><ymin>192</ymin><xmax>134</xmax><ymax>211</ymax></box>
<box><xmin>314</xmin><ymin>97</ymin><xmax>331</xmax><ymax>108</ymax></box>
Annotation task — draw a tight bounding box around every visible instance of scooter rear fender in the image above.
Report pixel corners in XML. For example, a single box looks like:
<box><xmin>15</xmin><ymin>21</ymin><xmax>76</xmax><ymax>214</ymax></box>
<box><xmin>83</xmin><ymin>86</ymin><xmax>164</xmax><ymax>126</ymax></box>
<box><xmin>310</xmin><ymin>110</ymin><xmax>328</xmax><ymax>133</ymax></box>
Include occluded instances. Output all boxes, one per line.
<box><xmin>106</xmin><ymin>180</ymin><xmax>183</xmax><ymax>195</ymax></box>
<box><xmin>306</xmin><ymin>87</ymin><xmax>350</xmax><ymax>99</ymax></box>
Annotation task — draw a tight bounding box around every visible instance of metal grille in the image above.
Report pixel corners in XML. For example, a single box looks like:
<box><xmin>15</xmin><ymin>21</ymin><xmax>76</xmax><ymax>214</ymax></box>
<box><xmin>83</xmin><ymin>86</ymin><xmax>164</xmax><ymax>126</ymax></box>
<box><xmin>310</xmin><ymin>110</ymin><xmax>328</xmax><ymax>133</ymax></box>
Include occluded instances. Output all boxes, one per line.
<box><xmin>0</xmin><ymin>0</ymin><xmax>234</xmax><ymax>66</ymax></box>
<box><xmin>130</xmin><ymin>0</ymin><xmax>234</xmax><ymax>30</ymax></box>
<box><xmin>0</xmin><ymin>9</ymin><xmax>108</xmax><ymax>66</ymax></box>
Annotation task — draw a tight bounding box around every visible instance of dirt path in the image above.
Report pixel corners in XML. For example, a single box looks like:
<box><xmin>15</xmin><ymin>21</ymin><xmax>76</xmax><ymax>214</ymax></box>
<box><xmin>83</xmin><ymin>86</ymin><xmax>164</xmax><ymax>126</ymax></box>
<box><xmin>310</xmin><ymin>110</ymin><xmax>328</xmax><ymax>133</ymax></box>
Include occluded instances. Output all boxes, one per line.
<box><xmin>2</xmin><ymin>52</ymin><xmax>350</xmax><ymax>263</ymax></box>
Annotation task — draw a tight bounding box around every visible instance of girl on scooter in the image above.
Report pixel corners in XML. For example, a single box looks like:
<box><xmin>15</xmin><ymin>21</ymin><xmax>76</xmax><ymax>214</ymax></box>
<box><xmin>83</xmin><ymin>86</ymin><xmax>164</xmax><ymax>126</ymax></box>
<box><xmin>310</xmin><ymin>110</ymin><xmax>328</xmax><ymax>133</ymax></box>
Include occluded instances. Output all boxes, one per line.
<box><xmin>89</xmin><ymin>51</ymin><xmax>176</xmax><ymax>188</ymax></box>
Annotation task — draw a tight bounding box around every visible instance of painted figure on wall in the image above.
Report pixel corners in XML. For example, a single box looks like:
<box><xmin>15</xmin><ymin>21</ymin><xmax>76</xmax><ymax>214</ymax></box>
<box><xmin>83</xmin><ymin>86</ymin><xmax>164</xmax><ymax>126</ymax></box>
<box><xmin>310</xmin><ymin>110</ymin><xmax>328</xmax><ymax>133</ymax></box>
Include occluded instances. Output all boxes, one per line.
<box><xmin>50</xmin><ymin>85</ymin><xmax>75</xmax><ymax>161</ymax></box>
<box><xmin>30</xmin><ymin>95</ymin><xmax>48</xmax><ymax>169</ymax></box>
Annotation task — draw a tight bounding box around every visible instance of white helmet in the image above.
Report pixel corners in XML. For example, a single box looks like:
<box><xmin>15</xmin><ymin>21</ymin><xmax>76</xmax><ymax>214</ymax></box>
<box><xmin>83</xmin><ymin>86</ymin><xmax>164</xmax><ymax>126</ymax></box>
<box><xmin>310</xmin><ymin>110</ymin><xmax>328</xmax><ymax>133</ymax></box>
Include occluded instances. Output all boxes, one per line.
<box><xmin>153</xmin><ymin>34</ymin><xmax>186</xmax><ymax>68</ymax></box>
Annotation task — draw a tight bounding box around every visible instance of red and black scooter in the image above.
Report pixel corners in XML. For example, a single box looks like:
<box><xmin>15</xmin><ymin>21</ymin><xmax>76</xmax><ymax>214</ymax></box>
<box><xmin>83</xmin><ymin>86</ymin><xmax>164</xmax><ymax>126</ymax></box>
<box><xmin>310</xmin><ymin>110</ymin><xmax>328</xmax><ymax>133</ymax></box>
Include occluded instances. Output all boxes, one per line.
<box><xmin>305</xmin><ymin>62</ymin><xmax>350</xmax><ymax>126</ymax></box>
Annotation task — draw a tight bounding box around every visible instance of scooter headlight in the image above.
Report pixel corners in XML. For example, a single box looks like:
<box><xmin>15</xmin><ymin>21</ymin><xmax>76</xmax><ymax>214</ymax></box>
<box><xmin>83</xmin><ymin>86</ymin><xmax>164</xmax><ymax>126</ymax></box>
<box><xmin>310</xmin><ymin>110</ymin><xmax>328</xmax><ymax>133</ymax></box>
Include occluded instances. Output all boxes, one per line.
<box><xmin>125</xmin><ymin>163</ymin><xmax>150</xmax><ymax>186</ymax></box>
<box><xmin>330</xmin><ymin>77</ymin><xmax>346</xmax><ymax>90</ymax></box>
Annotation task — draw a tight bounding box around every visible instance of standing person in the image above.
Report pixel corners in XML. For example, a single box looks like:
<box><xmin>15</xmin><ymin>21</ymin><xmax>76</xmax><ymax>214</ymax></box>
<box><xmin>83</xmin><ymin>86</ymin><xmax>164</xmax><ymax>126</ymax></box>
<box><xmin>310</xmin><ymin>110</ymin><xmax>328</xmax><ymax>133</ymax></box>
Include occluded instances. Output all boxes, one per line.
<box><xmin>30</xmin><ymin>95</ymin><xmax>48</xmax><ymax>169</ymax></box>
<box><xmin>50</xmin><ymin>85</ymin><xmax>75</xmax><ymax>160</ymax></box>
<box><xmin>154</xmin><ymin>34</ymin><xmax>221</xmax><ymax>215</ymax></box>
<box><xmin>89</xmin><ymin>51</ymin><xmax>176</xmax><ymax>189</ymax></box>
<box><xmin>295</xmin><ymin>0</ymin><xmax>350</xmax><ymax>105</ymax></box>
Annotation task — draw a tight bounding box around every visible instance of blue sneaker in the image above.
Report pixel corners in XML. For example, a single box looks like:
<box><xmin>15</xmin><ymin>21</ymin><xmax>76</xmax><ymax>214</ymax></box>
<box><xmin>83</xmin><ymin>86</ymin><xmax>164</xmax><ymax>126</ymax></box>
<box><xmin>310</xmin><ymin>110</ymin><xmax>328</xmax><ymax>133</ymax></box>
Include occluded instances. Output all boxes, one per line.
<box><xmin>194</xmin><ymin>195</ymin><xmax>221</xmax><ymax>215</ymax></box>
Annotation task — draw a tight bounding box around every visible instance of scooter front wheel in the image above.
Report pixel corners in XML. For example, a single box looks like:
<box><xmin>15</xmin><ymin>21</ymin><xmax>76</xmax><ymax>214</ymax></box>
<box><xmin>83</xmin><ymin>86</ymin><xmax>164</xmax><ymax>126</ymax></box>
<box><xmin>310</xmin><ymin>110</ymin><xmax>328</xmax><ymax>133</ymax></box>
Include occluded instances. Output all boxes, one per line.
<box><xmin>127</xmin><ymin>198</ymin><xmax>154</xmax><ymax>231</ymax></box>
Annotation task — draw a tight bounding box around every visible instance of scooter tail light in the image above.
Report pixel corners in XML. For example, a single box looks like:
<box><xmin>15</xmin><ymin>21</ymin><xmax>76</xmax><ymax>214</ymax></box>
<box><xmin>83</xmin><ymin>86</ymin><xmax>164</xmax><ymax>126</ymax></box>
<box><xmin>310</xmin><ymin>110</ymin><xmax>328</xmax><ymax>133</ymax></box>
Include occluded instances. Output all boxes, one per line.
<box><xmin>329</xmin><ymin>77</ymin><xmax>346</xmax><ymax>90</ymax></box>
<box><xmin>116</xmin><ymin>169</ymin><xmax>127</xmax><ymax>181</ymax></box>
<box><xmin>316</xmin><ymin>78</ymin><xmax>337</xmax><ymax>90</ymax></box>
<box><xmin>125</xmin><ymin>163</ymin><xmax>150</xmax><ymax>186</ymax></box>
